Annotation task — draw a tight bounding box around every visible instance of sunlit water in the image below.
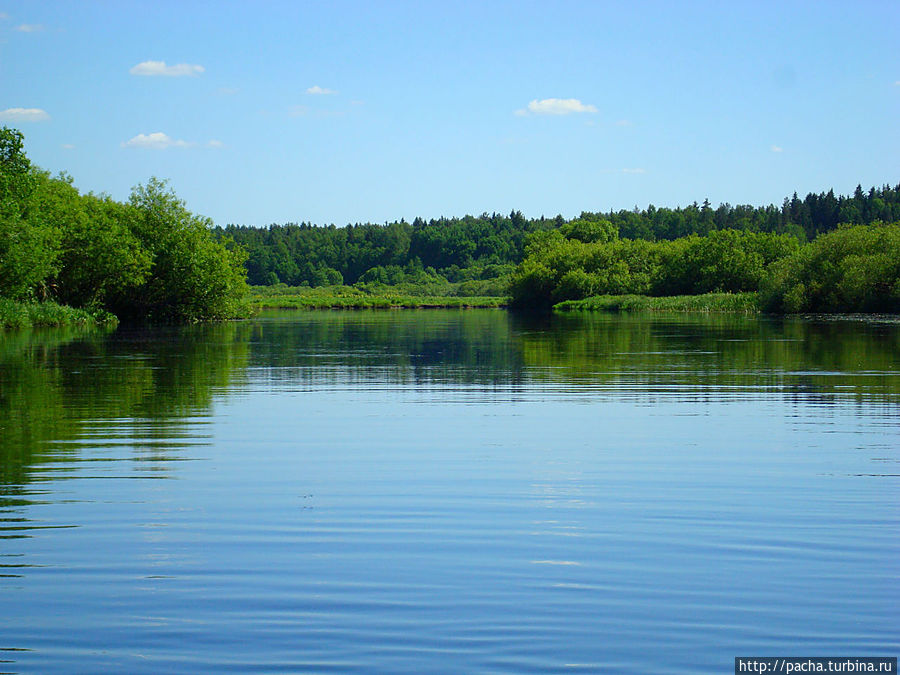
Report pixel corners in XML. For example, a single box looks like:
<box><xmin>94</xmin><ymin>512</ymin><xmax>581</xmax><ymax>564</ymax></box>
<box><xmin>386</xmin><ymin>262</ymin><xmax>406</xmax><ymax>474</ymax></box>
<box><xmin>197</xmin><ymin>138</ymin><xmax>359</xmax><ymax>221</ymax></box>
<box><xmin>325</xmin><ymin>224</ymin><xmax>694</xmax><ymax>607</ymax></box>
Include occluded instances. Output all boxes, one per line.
<box><xmin>1</xmin><ymin>310</ymin><xmax>898</xmax><ymax>673</ymax></box>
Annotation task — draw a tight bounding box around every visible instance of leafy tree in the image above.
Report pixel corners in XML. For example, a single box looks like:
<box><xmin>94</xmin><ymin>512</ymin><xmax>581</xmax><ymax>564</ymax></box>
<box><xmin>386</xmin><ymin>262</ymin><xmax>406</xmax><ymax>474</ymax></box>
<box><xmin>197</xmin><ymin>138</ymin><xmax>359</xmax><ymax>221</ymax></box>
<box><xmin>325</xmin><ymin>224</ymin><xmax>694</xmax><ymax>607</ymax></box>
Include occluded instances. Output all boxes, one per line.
<box><xmin>0</xmin><ymin>127</ymin><xmax>59</xmax><ymax>300</ymax></box>
<box><xmin>124</xmin><ymin>178</ymin><xmax>248</xmax><ymax>321</ymax></box>
<box><xmin>560</xmin><ymin>216</ymin><xmax>617</xmax><ymax>243</ymax></box>
<box><xmin>29</xmin><ymin>173</ymin><xmax>151</xmax><ymax>308</ymax></box>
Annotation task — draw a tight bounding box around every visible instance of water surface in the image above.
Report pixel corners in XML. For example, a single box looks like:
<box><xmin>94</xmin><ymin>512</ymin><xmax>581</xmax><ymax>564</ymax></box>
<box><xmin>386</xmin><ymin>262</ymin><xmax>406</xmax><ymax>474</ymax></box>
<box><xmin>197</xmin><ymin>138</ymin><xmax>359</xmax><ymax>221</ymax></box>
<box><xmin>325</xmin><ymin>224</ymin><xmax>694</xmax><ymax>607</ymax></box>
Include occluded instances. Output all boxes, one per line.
<box><xmin>1</xmin><ymin>310</ymin><xmax>898</xmax><ymax>673</ymax></box>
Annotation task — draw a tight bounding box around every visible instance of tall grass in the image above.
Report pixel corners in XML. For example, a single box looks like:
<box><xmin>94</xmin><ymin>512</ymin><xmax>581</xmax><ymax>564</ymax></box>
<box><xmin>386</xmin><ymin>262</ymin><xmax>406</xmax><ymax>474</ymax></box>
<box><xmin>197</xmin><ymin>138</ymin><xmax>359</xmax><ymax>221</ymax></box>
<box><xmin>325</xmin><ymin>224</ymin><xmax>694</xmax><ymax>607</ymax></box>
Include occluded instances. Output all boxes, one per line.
<box><xmin>554</xmin><ymin>292</ymin><xmax>760</xmax><ymax>313</ymax></box>
<box><xmin>0</xmin><ymin>298</ymin><xmax>118</xmax><ymax>330</ymax></box>
<box><xmin>250</xmin><ymin>285</ymin><xmax>508</xmax><ymax>310</ymax></box>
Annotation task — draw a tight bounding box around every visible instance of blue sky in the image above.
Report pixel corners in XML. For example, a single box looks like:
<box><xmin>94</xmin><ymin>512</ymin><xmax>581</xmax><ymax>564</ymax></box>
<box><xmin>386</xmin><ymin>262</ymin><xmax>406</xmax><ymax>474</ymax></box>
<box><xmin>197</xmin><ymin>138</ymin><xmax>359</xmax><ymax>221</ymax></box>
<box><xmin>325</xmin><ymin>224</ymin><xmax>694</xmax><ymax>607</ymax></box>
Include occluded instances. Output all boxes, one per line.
<box><xmin>1</xmin><ymin>0</ymin><xmax>897</xmax><ymax>227</ymax></box>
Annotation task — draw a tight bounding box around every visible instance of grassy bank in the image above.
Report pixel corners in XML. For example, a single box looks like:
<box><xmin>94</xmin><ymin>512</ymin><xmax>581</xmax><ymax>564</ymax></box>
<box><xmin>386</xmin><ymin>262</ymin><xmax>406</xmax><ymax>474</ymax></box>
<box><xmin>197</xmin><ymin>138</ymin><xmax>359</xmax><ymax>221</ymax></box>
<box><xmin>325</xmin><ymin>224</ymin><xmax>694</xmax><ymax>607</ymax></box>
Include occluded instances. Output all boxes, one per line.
<box><xmin>554</xmin><ymin>292</ymin><xmax>760</xmax><ymax>313</ymax></box>
<box><xmin>0</xmin><ymin>298</ymin><xmax>119</xmax><ymax>330</ymax></box>
<box><xmin>250</xmin><ymin>285</ymin><xmax>508</xmax><ymax>310</ymax></box>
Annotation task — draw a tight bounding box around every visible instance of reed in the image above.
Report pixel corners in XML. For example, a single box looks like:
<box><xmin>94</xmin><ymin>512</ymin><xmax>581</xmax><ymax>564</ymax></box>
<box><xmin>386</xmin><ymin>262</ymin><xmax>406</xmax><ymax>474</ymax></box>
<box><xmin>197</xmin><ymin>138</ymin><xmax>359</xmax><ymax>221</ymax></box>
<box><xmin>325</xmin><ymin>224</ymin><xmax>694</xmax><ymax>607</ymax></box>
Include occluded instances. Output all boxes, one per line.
<box><xmin>0</xmin><ymin>299</ymin><xmax>118</xmax><ymax>330</ymax></box>
<box><xmin>554</xmin><ymin>292</ymin><xmax>760</xmax><ymax>313</ymax></box>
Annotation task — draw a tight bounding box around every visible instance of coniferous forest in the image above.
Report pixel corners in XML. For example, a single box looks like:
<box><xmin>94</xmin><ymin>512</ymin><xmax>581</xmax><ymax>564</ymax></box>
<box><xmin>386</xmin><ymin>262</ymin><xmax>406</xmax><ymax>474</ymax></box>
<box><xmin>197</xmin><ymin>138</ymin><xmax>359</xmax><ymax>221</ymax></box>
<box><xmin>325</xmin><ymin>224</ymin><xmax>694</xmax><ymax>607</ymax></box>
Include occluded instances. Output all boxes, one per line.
<box><xmin>2</xmin><ymin>125</ymin><xmax>900</xmax><ymax>326</ymax></box>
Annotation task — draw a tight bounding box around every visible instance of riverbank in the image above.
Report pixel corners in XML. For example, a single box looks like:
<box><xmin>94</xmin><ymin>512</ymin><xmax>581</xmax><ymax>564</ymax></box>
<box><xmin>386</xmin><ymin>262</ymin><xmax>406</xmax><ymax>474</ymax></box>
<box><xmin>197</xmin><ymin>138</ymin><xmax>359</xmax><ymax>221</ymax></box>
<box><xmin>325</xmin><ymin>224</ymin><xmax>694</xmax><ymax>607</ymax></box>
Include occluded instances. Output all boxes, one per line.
<box><xmin>554</xmin><ymin>292</ymin><xmax>760</xmax><ymax>313</ymax></box>
<box><xmin>0</xmin><ymin>298</ymin><xmax>118</xmax><ymax>330</ymax></box>
<box><xmin>250</xmin><ymin>285</ymin><xmax>508</xmax><ymax>310</ymax></box>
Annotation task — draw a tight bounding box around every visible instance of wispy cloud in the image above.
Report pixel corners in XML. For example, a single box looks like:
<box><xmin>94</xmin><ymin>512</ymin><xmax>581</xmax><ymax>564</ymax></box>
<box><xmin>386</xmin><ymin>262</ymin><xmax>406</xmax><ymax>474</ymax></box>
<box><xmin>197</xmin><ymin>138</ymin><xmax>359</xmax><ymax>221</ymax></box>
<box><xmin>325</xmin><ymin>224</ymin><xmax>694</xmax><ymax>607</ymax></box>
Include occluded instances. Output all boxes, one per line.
<box><xmin>206</xmin><ymin>139</ymin><xmax>224</xmax><ymax>149</ymax></box>
<box><xmin>515</xmin><ymin>98</ymin><xmax>598</xmax><ymax>116</ymax></box>
<box><xmin>0</xmin><ymin>107</ymin><xmax>50</xmax><ymax>122</ymax></box>
<box><xmin>622</xmin><ymin>168</ymin><xmax>646</xmax><ymax>174</ymax></box>
<box><xmin>129</xmin><ymin>60</ymin><xmax>205</xmax><ymax>77</ymax></box>
<box><xmin>306</xmin><ymin>85</ymin><xmax>337</xmax><ymax>95</ymax></box>
<box><xmin>15</xmin><ymin>23</ymin><xmax>44</xmax><ymax>32</ymax></box>
<box><xmin>61</xmin><ymin>144</ymin><xmax>75</xmax><ymax>150</ymax></box>
<box><xmin>289</xmin><ymin>105</ymin><xmax>309</xmax><ymax>117</ymax></box>
<box><xmin>122</xmin><ymin>132</ymin><xmax>193</xmax><ymax>149</ymax></box>
<box><xmin>0</xmin><ymin>12</ymin><xmax>9</xmax><ymax>20</ymax></box>
<box><xmin>615</xmin><ymin>119</ymin><xmax>633</xmax><ymax>127</ymax></box>
<box><xmin>771</xmin><ymin>145</ymin><xmax>783</xmax><ymax>153</ymax></box>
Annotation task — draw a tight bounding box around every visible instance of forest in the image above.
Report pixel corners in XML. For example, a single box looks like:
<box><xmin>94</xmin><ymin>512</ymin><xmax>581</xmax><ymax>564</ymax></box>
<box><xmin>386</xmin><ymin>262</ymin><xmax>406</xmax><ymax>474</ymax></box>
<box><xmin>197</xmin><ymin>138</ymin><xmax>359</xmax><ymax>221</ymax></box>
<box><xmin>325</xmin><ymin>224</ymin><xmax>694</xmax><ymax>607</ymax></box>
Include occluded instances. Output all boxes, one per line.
<box><xmin>216</xmin><ymin>183</ymin><xmax>900</xmax><ymax>289</ymax></box>
<box><xmin>220</xmin><ymin>175</ymin><xmax>900</xmax><ymax>314</ymax></box>
<box><xmin>2</xmin><ymin>125</ymin><xmax>899</xmax><ymax>325</ymax></box>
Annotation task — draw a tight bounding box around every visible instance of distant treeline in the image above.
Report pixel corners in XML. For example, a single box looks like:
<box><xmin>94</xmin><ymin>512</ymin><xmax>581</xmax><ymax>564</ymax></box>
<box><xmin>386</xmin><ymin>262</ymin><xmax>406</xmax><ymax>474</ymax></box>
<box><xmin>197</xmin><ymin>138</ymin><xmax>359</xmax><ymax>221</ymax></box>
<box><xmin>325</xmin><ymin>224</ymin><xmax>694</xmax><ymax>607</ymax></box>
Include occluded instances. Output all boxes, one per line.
<box><xmin>0</xmin><ymin>127</ymin><xmax>248</xmax><ymax>322</ymax></box>
<box><xmin>216</xmin><ymin>183</ymin><xmax>900</xmax><ymax>287</ymax></box>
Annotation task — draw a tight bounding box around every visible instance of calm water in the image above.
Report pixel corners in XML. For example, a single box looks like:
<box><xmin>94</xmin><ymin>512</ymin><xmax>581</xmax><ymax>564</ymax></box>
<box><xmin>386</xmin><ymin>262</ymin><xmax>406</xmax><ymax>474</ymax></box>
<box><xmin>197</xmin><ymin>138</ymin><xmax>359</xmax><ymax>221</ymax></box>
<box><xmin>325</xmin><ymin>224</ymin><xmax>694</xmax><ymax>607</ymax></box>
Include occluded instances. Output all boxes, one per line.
<box><xmin>1</xmin><ymin>310</ymin><xmax>898</xmax><ymax>674</ymax></box>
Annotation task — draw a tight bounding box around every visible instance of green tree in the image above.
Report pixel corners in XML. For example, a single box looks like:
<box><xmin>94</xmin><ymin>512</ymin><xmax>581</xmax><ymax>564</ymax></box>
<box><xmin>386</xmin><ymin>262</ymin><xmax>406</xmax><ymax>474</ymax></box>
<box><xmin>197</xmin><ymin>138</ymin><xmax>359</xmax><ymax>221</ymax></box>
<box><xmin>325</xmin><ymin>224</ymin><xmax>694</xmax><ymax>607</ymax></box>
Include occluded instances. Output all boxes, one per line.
<box><xmin>29</xmin><ymin>173</ymin><xmax>151</xmax><ymax>308</ymax></box>
<box><xmin>0</xmin><ymin>127</ymin><xmax>59</xmax><ymax>300</ymax></box>
<box><xmin>560</xmin><ymin>217</ymin><xmax>618</xmax><ymax>243</ymax></box>
<box><xmin>125</xmin><ymin>178</ymin><xmax>248</xmax><ymax>320</ymax></box>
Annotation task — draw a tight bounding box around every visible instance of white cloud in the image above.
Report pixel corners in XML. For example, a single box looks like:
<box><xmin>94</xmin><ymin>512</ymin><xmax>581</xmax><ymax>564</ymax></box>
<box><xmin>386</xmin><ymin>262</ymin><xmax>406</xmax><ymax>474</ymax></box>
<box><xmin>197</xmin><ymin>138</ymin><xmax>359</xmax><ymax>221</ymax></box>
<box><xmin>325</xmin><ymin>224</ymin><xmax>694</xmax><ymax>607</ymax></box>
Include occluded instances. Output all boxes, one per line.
<box><xmin>129</xmin><ymin>60</ymin><xmax>205</xmax><ymax>77</ymax></box>
<box><xmin>122</xmin><ymin>132</ymin><xmax>193</xmax><ymax>149</ymax></box>
<box><xmin>622</xmin><ymin>168</ymin><xmax>646</xmax><ymax>174</ymax></box>
<box><xmin>61</xmin><ymin>143</ymin><xmax>75</xmax><ymax>150</ymax></box>
<box><xmin>0</xmin><ymin>107</ymin><xmax>50</xmax><ymax>122</ymax></box>
<box><xmin>516</xmin><ymin>98</ymin><xmax>598</xmax><ymax>116</ymax></box>
<box><xmin>206</xmin><ymin>139</ymin><xmax>224</xmax><ymax>149</ymax></box>
<box><xmin>15</xmin><ymin>23</ymin><xmax>44</xmax><ymax>32</ymax></box>
<box><xmin>615</xmin><ymin>119</ymin><xmax>633</xmax><ymax>127</ymax></box>
<box><xmin>306</xmin><ymin>85</ymin><xmax>337</xmax><ymax>95</ymax></box>
<box><xmin>771</xmin><ymin>145</ymin><xmax>783</xmax><ymax>153</ymax></box>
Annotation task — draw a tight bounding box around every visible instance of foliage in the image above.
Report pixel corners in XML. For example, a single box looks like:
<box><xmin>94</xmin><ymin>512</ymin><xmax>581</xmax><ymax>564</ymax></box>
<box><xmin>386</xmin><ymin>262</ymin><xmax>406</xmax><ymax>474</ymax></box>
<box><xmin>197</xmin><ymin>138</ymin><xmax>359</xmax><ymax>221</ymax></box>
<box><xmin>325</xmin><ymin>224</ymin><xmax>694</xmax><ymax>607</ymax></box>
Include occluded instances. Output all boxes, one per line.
<box><xmin>216</xmin><ymin>183</ymin><xmax>900</xmax><ymax>294</ymax></box>
<box><xmin>554</xmin><ymin>292</ymin><xmax>760</xmax><ymax>313</ymax></box>
<box><xmin>3</xmin><ymin>126</ymin><xmax>899</xmax><ymax>320</ymax></box>
<box><xmin>217</xmin><ymin>209</ymin><xmax>550</xmax><ymax>288</ymax></box>
<box><xmin>249</xmin><ymin>285</ymin><xmax>506</xmax><ymax>309</ymax></box>
<box><xmin>29</xmin><ymin>172</ymin><xmax>151</xmax><ymax>309</ymax></box>
<box><xmin>654</xmin><ymin>229</ymin><xmax>800</xmax><ymax>296</ymax></box>
<box><xmin>559</xmin><ymin>214</ymin><xmax>618</xmax><ymax>243</ymax></box>
<box><xmin>0</xmin><ymin>127</ymin><xmax>250</xmax><ymax>325</ymax></box>
<box><xmin>509</xmin><ymin>227</ymin><xmax>801</xmax><ymax>309</ymax></box>
<box><xmin>124</xmin><ymin>178</ymin><xmax>249</xmax><ymax>321</ymax></box>
<box><xmin>0</xmin><ymin>297</ymin><xmax>117</xmax><ymax>329</ymax></box>
<box><xmin>760</xmin><ymin>222</ymin><xmax>900</xmax><ymax>313</ymax></box>
<box><xmin>0</xmin><ymin>127</ymin><xmax>60</xmax><ymax>300</ymax></box>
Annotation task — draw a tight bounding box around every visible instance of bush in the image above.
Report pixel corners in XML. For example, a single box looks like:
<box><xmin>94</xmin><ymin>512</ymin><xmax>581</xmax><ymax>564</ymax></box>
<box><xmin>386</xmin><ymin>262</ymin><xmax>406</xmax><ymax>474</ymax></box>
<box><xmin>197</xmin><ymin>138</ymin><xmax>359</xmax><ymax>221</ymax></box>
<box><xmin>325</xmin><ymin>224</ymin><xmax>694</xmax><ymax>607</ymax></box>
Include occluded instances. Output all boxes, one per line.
<box><xmin>760</xmin><ymin>222</ymin><xmax>900</xmax><ymax>313</ymax></box>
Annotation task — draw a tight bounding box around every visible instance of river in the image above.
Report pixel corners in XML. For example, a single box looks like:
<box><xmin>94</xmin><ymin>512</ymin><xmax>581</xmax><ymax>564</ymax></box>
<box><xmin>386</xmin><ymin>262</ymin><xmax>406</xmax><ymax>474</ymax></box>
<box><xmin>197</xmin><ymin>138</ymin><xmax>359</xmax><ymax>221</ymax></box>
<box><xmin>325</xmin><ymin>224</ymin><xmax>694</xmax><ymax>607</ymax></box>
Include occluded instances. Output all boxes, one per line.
<box><xmin>1</xmin><ymin>310</ymin><xmax>898</xmax><ymax>673</ymax></box>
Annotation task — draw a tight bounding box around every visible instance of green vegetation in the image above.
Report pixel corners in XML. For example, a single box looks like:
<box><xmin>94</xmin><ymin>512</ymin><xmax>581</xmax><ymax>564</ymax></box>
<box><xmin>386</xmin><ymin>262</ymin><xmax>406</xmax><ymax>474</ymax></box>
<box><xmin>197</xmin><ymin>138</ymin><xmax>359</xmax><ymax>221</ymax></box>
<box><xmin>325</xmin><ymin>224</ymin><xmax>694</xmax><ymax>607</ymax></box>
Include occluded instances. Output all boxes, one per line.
<box><xmin>509</xmin><ymin>228</ymin><xmax>799</xmax><ymax>310</ymax></box>
<box><xmin>760</xmin><ymin>223</ymin><xmax>900</xmax><ymax>314</ymax></box>
<box><xmin>555</xmin><ymin>292</ymin><xmax>760</xmax><ymax>313</ymax></box>
<box><xmin>217</xmin><ymin>184</ymin><xmax>900</xmax><ymax>292</ymax></box>
<box><xmin>509</xmin><ymin>219</ymin><xmax>900</xmax><ymax>315</ymax></box>
<box><xmin>0</xmin><ymin>298</ymin><xmax>117</xmax><ymax>330</ymax></box>
<box><xmin>217</xmin><ymin>174</ymin><xmax>899</xmax><ymax>315</ymax></box>
<box><xmin>250</xmin><ymin>285</ymin><xmax>506</xmax><ymax>309</ymax></box>
<box><xmin>3</xmin><ymin>126</ymin><xmax>899</xmax><ymax>323</ymax></box>
<box><xmin>1</xmin><ymin>127</ymin><xmax>249</xmax><ymax>327</ymax></box>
